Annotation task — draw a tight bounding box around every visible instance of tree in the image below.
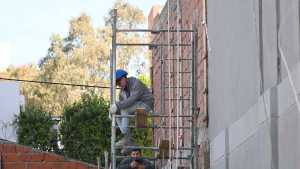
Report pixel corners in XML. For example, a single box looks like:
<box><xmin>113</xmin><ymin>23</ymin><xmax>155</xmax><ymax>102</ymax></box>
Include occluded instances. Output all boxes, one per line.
<box><xmin>14</xmin><ymin>104</ymin><xmax>59</xmax><ymax>152</ymax></box>
<box><xmin>105</xmin><ymin>0</ymin><xmax>145</xmax><ymax>29</ymax></box>
<box><xmin>35</xmin><ymin>14</ymin><xmax>111</xmax><ymax>115</ymax></box>
<box><xmin>138</xmin><ymin>73</ymin><xmax>151</xmax><ymax>87</ymax></box>
<box><xmin>1</xmin><ymin>0</ymin><xmax>150</xmax><ymax>117</ymax></box>
<box><xmin>36</xmin><ymin>0</ymin><xmax>147</xmax><ymax>115</ymax></box>
<box><xmin>105</xmin><ymin>0</ymin><xmax>147</xmax><ymax>70</ymax></box>
<box><xmin>1</xmin><ymin>65</ymin><xmax>47</xmax><ymax>109</ymax></box>
<box><xmin>59</xmin><ymin>93</ymin><xmax>111</xmax><ymax>164</ymax></box>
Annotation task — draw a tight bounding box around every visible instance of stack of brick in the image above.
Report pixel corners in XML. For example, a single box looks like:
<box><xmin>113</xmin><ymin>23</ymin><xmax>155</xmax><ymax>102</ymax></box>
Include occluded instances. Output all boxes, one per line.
<box><xmin>0</xmin><ymin>140</ymin><xmax>98</xmax><ymax>169</ymax></box>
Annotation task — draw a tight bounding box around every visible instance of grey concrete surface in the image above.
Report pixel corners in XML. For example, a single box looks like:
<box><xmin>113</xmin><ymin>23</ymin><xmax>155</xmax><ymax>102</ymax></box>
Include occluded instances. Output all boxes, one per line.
<box><xmin>208</xmin><ymin>0</ymin><xmax>300</xmax><ymax>168</ymax></box>
<box><xmin>207</xmin><ymin>0</ymin><xmax>261</xmax><ymax>139</ymax></box>
<box><xmin>278</xmin><ymin>0</ymin><xmax>300</xmax><ymax>79</ymax></box>
<box><xmin>229</xmin><ymin>123</ymin><xmax>271</xmax><ymax>169</ymax></box>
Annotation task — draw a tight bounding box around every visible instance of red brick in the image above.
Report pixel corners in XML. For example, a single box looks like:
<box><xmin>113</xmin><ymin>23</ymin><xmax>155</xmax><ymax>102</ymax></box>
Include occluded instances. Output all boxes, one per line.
<box><xmin>27</xmin><ymin>162</ymin><xmax>43</xmax><ymax>169</ymax></box>
<box><xmin>3</xmin><ymin>162</ymin><xmax>16</xmax><ymax>169</ymax></box>
<box><xmin>16</xmin><ymin>146</ymin><xmax>31</xmax><ymax>153</ymax></box>
<box><xmin>4</xmin><ymin>144</ymin><xmax>17</xmax><ymax>153</ymax></box>
<box><xmin>17</xmin><ymin>153</ymin><xmax>44</xmax><ymax>162</ymax></box>
<box><xmin>1</xmin><ymin>144</ymin><xmax>96</xmax><ymax>169</ymax></box>
<box><xmin>43</xmin><ymin>162</ymin><xmax>64</xmax><ymax>169</ymax></box>
<box><xmin>75</xmin><ymin>162</ymin><xmax>89</xmax><ymax>169</ymax></box>
<box><xmin>18</xmin><ymin>153</ymin><xmax>31</xmax><ymax>161</ymax></box>
<box><xmin>44</xmin><ymin>153</ymin><xmax>65</xmax><ymax>162</ymax></box>
<box><xmin>29</xmin><ymin>153</ymin><xmax>45</xmax><ymax>162</ymax></box>
<box><xmin>88</xmin><ymin>166</ymin><xmax>98</xmax><ymax>169</ymax></box>
<box><xmin>149</xmin><ymin>0</ymin><xmax>207</xmax><ymax>168</ymax></box>
<box><xmin>4</xmin><ymin>153</ymin><xmax>18</xmax><ymax>162</ymax></box>
<box><xmin>14</xmin><ymin>162</ymin><xmax>26</xmax><ymax>169</ymax></box>
<box><xmin>63</xmin><ymin>162</ymin><xmax>76</xmax><ymax>168</ymax></box>
<box><xmin>0</xmin><ymin>144</ymin><xmax>4</xmax><ymax>152</ymax></box>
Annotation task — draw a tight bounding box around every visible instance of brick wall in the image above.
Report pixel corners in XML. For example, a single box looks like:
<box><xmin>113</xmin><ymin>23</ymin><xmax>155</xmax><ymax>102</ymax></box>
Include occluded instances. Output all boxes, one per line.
<box><xmin>0</xmin><ymin>141</ymin><xmax>98</xmax><ymax>169</ymax></box>
<box><xmin>148</xmin><ymin>5</ymin><xmax>163</xmax><ymax>30</ymax></box>
<box><xmin>149</xmin><ymin>0</ymin><xmax>208</xmax><ymax>168</ymax></box>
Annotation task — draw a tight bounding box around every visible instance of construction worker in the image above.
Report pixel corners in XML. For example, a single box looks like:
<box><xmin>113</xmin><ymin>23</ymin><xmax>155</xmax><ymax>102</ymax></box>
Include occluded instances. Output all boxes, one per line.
<box><xmin>117</xmin><ymin>148</ymin><xmax>154</xmax><ymax>169</ymax></box>
<box><xmin>109</xmin><ymin>69</ymin><xmax>154</xmax><ymax>147</ymax></box>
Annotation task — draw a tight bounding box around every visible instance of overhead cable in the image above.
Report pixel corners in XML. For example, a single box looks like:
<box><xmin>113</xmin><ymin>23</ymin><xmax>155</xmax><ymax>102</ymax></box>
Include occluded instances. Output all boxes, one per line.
<box><xmin>0</xmin><ymin>77</ymin><xmax>111</xmax><ymax>89</ymax></box>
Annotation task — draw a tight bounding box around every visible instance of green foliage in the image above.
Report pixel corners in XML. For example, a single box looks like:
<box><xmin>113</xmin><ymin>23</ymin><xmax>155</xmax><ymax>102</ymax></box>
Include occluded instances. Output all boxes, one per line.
<box><xmin>60</xmin><ymin>93</ymin><xmax>111</xmax><ymax>164</ymax></box>
<box><xmin>105</xmin><ymin>0</ymin><xmax>146</xmax><ymax>70</ymax></box>
<box><xmin>2</xmin><ymin>1</ymin><xmax>153</xmax><ymax>163</ymax></box>
<box><xmin>0</xmin><ymin>0</ymin><xmax>149</xmax><ymax>116</ymax></box>
<box><xmin>138</xmin><ymin>74</ymin><xmax>151</xmax><ymax>87</ymax></box>
<box><xmin>14</xmin><ymin>104</ymin><xmax>59</xmax><ymax>152</ymax></box>
<box><xmin>105</xmin><ymin>0</ymin><xmax>145</xmax><ymax>29</ymax></box>
<box><xmin>131</xmin><ymin>122</ymin><xmax>153</xmax><ymax>157</ymax></box>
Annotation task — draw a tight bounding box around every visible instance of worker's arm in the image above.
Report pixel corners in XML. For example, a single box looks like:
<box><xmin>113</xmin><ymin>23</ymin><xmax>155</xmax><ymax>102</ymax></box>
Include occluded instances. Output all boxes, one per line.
<box><xmin>118</xmin><ymin>163</ymin><xmax>131</xmax><ymax>169</ymax></box>
<box><xmin>116</xmin><ymin>79</ymin><xmax>144</xmax><ymax>109</ymax></box>
<box><xmin>117</xmin><ymin>158</ymin><xmax>132</xmax><ymax>169</ymax></box>
<box><xmin>142</xmin><ymin>159</ymin><xmax>155</xmax><ymax>169</ymax></box>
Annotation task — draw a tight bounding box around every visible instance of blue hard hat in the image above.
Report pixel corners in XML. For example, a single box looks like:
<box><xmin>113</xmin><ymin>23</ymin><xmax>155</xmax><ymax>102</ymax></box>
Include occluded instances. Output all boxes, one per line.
<box><xmin>116</xmin><ymin>69</ymin><xmax>128</xmax><ymax>80</ymax></box>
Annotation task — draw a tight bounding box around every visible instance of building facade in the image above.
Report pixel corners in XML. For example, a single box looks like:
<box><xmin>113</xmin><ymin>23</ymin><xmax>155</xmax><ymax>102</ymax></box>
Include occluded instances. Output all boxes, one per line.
<box><xmin>149</xmin><ymin>0</ymin><xmax>208</xmax><ymax>168</ymax></box>
<box><xmin>0</xmin><ymin>81</ymin><xmax>25</xmax><ymax>142</ymax></box>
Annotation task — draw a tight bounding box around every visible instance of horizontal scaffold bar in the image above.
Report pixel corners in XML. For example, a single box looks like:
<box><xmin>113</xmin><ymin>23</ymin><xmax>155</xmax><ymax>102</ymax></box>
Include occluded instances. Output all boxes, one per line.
<box><xmin>164</xmin><ymin>71</ymin><xmax>192</xmax><ymax>73</ymax></box>
<box><xmin>116</xmin><ymin>43</ymin><xmax>191</xmax><ymax>47</ymax></box>
<box><xmin>165</xmin><ymin>98</ymin><xmax>191</xmax><ymax>101</ymax></box>
<box><xmin>164</xmin><ymin>86</ymin><xmax>192</xmax><ymax>89</ymax></box>
<box><xmin>127</xmin><ymin>125</ymin><xmax>192</xmax><ymax>129</ymax></box>
<box><xmin>164</xmin><ymin>58</ymin><xmax>192</xmax><ymax>61</ymax></box>
<box><xmin>112</xmin><ymin>124</ymin><xmax>192</xmax><ymax>129</ymax></box>
<box><xmin>115</xmin><ymin>146</ymin><xmax>193</xmax><ymax>151</ymax></box>
<box><xmin>115</xmin><ymin>114</ymin><xmax>192</xmax><ymax>118</ymax></box>
<box><xmin>116</xmin><ymin>29</ymin><xmax>194</xmax><ymax>33</ymax></box>
<box><xmin>116</xmin><ymin>156</ymin><xmax>192</xmax><ymax>160</ymax></box>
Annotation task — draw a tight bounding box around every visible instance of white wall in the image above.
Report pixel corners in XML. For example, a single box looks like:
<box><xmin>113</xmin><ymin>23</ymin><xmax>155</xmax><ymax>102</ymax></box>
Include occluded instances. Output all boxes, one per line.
<box><xmin>208</xmin><ymin>0</ymin><xmax>300</xmax><ymax>168</ymax></box>
<box><xmin>0</xmin><ymin>81</ymin><xmax>24</xmax><ymax>142</ymax></box>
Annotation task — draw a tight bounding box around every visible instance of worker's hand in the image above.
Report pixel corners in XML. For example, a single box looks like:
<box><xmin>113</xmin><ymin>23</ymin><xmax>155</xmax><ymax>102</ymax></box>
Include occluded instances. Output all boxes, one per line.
<box><xmin>136</xmin><ymin>164</ymin><xmax>145</xmax><ymax>169</ymax></box>
<box><xmin>109</xmin><ymin>103</ymin><xmax>118</xmax><ymax>114</ymax></box>
<box><xmin>130</xmin><ymin>161</ymin><xmax>139</xmax><ymax>168</ymax></box>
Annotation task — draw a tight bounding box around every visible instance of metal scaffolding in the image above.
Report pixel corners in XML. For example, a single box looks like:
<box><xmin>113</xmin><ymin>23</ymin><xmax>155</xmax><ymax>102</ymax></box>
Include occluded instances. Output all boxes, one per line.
<box><xmin>110</xmin><ymin>9</ymin><xmax>198</xmax><ymax>169</ymax></box>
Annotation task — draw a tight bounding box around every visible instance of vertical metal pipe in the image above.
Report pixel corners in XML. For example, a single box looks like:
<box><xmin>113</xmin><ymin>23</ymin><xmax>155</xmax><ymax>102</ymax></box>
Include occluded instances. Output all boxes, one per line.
<box><xmin>160</xmin><ymin>45</ymin><xmax>165</xmax><ymax>117</ymax></box>
<box><xmin>176</xmin><ymin>0</ymin><xmax>182</xmax><ymax>167</ymax></box>
<box><xmin>104</xmin><ymin>151</ymin><xmax>109</xmax><ymax>169</ymax></box>
<box><xmin>167</xmin><ymin>0</ymin><xmax>172</xmax><ymax>167</ymax></box>
<box><xmin>203</xmin><ymin>1</ymin><xmax>210</xmax><ymax>168</ymax></box>
<box><xmin>97</xmin><ymin>156</ymin><xmax>101</xmax><ymax>169</ymax></box>
<box><xmin>258</xmin><ymin>0</ymin><xmax>264</xmax><ymax>94</ymax></box>
<box><xmin>191</xmin><ymin>24</ymin><xmax>198</xmax><ymax>169</ymax></box>
<box><xmin>276</xmin><ymin>0</ymin><xmax>281</xmax><ymax>84</ymax></box>
<box><xmin>110</xmin><ymin>49</ymin><xmax>113</xmax><ymax>103</ymax></box>
<box><xmin>191</xmin><ymin>30</ymin><xmax>194</xmax><ymax>169</ymax></box>
<box><xmin>160</xmin><ymin>40</ymin><xmax>165</xmax><ymax>136</ymax></box>
<box><xmin>160</xmin><ymin>31</ymin><xmax>167</xmax><ymax>168</ymax></box>
<box><xmin>111</xmin><ymin>8</ymin><xmax>117</xmax><ymax>169</ymax></box>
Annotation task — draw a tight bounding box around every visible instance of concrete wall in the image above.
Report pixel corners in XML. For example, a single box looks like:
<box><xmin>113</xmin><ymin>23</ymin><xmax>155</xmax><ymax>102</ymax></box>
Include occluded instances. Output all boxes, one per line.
<box><xmin>208</xmin><ymin>0</ymin><xmax>300</xmax><ymax>168</ymax></box>
<box><xmin>0</xmin><ymin>81</ymin><xmax>24</xmax><ymax>142</ymax></box>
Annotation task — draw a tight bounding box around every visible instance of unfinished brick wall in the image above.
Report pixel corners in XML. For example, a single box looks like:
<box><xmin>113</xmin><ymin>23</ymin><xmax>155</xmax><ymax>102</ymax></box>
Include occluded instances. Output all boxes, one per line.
<box><xmin>0</xmin><ymin>142</ymin><xmax>98</xmax><ymax>169</ymax></box>
<box><xmin>149</xmin><ymin>0</ymin><xmax>208</xmax><ymax>168</ymax></box>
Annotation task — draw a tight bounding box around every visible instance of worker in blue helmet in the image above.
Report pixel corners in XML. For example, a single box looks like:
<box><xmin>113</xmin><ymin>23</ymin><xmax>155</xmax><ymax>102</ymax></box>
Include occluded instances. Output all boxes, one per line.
<box><xmin>109</xmin><ymin>69</ymin><xmax>154</xmax><ymax>148</ymax></box>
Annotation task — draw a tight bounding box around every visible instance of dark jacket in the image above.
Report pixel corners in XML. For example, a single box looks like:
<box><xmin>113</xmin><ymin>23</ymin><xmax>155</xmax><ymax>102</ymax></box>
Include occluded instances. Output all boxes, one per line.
<box><xmin>116</xmin><ymin>77</ymin><xmax>154</xmax><ymax>110</ymax></box>
<box><xmin>117</xmin><ymin>157</ymin><xmax>154</xmax><ymax>169</ymax></box>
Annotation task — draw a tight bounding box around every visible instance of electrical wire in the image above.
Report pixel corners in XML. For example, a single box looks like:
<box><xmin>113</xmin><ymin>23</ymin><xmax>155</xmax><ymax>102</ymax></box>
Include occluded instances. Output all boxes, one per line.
<box><xmin>0</xmin><ymin>77</ymin><xmax>111</xmax><ymax>89</ymax></box>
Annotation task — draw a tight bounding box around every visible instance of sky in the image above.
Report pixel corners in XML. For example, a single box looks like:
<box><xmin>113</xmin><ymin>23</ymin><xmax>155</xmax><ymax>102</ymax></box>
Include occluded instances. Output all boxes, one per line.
<box><xmin>0</xmin><ymin>0</ymin><xmax>166</xmax><ymax>69</ymax></box>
